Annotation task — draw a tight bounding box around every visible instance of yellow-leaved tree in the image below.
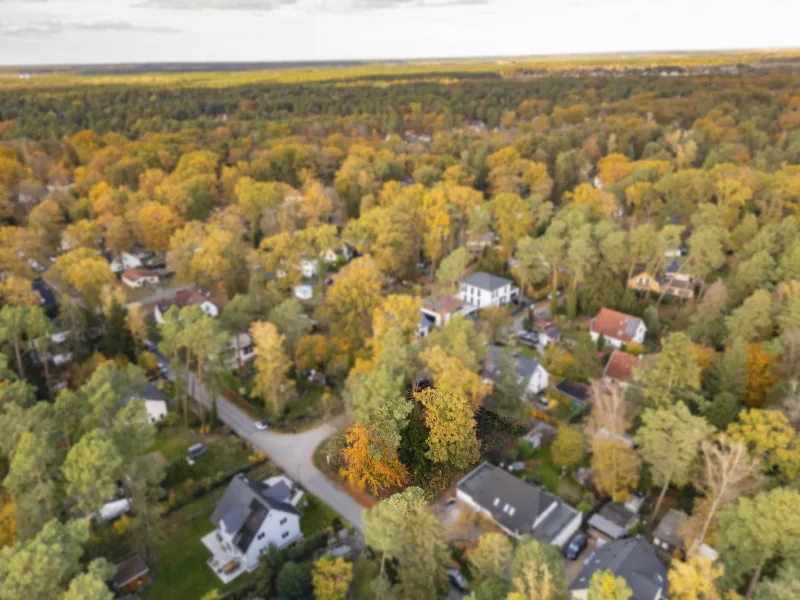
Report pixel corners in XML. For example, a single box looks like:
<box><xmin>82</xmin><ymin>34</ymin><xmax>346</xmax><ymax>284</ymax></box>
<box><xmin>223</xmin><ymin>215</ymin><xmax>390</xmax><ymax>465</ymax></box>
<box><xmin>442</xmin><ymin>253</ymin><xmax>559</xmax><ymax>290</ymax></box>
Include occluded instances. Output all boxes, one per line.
<box><xmin>340</xmin><ymin>423</ymin><xmax>408</xmax><ymax>494</ymax></box>
<box><xmin>250</xmin><ymin>321</ymin><xmax>296</xmax><ymax>415</ymax></box>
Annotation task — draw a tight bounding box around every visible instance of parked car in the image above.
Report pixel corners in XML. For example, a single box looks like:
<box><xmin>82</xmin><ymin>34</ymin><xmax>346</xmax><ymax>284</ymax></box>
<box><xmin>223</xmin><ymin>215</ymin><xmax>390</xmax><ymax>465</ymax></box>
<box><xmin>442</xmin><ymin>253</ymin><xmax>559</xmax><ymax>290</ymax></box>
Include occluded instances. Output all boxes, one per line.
<box><xmin>517</xmin><ymin>330</ymin><xmax>539</xmax><ymax>347</ymax></box>
<box><xmin>188</xmin><ymin>443</ymin><xmax>207</xmax><ymax>460</ymax></box>
<box><xmin>564</xmin><ymin>533</ymin><xmax>588</xmax><ymax>560</ymax></box>
<box><xmin>448</xmin><ymin>568</ymin><xmax>469</xmax><ymax>592</ymax></box>
<box><xmin>254</xmin><ymin>421</ymin><xmax>269</xmax><ymax>431</ymax></box>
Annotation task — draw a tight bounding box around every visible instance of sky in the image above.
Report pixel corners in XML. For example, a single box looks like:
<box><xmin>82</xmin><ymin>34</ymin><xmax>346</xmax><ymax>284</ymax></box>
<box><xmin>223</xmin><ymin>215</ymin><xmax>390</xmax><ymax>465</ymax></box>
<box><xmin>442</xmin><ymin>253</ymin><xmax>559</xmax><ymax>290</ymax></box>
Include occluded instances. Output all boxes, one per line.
<box><xmin>0</xmin><ymin>0</ymin><xmax>798</xmax><ymax>66</ymax></box>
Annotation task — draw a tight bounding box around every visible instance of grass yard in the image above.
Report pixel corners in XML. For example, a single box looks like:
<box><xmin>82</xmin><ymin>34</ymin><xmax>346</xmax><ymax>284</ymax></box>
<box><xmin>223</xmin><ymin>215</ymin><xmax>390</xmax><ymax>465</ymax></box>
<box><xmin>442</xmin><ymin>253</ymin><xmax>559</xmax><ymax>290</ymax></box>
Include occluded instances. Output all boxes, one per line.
<box><xmin>299</xmin><ymin>494</ymin><xmax>339</xmax><ymax>536</ymax></box>
<box><xmin>143</xmin><ymin>462</ymin><xmax>277</xmax><ymax>600</ymax></box>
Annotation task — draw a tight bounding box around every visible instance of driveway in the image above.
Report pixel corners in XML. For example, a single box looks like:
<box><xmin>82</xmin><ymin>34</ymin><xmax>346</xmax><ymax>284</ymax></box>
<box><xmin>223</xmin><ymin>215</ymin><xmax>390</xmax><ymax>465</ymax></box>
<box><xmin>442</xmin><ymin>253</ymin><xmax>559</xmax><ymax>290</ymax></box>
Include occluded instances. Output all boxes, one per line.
<box><xmin>183</xmin><ymin>373</ymin><xmax>365</xmax><ymax>532</ymax></box>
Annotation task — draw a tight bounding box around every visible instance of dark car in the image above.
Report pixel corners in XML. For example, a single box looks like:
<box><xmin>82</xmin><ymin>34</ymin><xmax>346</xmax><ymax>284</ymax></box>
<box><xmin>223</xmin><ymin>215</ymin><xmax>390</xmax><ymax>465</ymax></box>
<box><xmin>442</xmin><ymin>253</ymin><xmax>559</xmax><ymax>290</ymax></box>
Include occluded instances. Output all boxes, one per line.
<box><xmin>448</xmin><ymin>568</ymin><xmax>469</xmax><ymax>592</ymax></box>
<box><xmin>564</xmin><ymin>533</ymin><xmax>588</xmax><ymax>560</ymax></box>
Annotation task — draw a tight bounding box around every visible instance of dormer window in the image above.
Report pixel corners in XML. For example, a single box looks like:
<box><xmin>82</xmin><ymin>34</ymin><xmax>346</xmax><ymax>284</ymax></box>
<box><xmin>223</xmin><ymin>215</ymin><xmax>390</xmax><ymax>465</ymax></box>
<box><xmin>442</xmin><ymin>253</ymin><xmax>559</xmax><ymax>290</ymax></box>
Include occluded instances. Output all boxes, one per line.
<box><xmin>493</xmin><ymin>497</ymin><xmax>500</xmax><ymax>507</ymax></box>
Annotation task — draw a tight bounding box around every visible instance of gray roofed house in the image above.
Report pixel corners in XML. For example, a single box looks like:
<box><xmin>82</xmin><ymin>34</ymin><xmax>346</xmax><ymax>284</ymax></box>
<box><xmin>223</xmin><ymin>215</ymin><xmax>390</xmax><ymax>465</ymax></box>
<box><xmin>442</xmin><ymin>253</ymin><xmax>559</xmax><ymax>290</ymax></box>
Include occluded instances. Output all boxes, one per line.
<box><xmin>588</xmin><ymin>498</ymin><xmax>643</xmax><ymax>541</ymax></box>
<box><xmin>456</xmin><ymin>463</ymin><xmax>581</xmax><ymax>548</ymax></box>
<box><xmin>457</xmin><ymin>272</ymin><xmax>519</xmax><ymax>308</ymax></box>
<box><xmin>204</xmin><ymin>474</ymin><xmax>302</xmax><ymax>578</ymax></box>
<box><xmin>652</xmin><ymin>509</ymin><xmax>687</xmax><ymax>553</ymax></box>
<box><xmin>569</xmin><ymin>537</ymin><xmax>668</xmax><ymax>600</ymax></box>
<box><xmin>485</xmin><ymin>345</ymin><xmax>550</xmax><ymax>395</ymax></box>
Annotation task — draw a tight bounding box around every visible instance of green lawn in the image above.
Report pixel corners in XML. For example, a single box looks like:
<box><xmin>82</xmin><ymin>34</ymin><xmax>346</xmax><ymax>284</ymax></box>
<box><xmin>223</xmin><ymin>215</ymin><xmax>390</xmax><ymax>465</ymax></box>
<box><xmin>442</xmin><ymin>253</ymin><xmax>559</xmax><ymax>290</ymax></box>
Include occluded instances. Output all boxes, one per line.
<box><xmin>299</xmin><ymin>494</ymin><xmax>339</xmax><ymax>536</ymax></box>
<box><xmin>143</xmin><ymin>463</ymin><xmax>277</xmax><ymax>600</ymax></box>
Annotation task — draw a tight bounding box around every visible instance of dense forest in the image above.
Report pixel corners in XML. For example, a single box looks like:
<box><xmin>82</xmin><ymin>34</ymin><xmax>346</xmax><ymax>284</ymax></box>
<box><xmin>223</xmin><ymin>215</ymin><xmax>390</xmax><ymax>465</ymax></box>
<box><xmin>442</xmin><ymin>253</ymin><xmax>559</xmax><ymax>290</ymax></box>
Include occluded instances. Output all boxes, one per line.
<box><xmin>0</xmin><ymin>57</ymin><xmax>800</xmax><ymax>600</ymax></box>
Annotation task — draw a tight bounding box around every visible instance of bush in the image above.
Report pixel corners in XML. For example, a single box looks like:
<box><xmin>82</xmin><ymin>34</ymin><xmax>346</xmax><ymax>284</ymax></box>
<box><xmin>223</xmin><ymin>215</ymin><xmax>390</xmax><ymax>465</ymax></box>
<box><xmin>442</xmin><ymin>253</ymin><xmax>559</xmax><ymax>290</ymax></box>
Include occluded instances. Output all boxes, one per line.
<box><xmin>515</xmin><ymin>438</ymin><xmax>535</xmax><ymax>460</ymax></box>
<box><xmin>285</xmin><ymin>531</ymin><xmax>328</xmax><ymax>563</ymax></box>
<box><xmin>506</xmin><ymin>447</ymin><xmax>520</xmax><ymax>462</ymax></box>
<box><xmin>276</xmin><ymin>561</ymin><xmax>313</xmax><ymax>600</ymax></box>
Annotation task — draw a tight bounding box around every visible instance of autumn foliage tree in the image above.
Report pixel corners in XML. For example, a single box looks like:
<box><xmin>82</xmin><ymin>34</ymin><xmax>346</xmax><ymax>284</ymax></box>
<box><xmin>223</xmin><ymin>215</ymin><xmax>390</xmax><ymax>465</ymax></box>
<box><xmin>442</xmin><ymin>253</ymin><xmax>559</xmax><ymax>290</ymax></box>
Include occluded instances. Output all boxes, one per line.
<box><xmin>250</xmin><ymin>321</ymin><xmax>296</xmax><ymax>416</ymax></box>
<box><xmin>340</xmin><ymin>423</ymin><xmax>408</xmax><ymax>494</ymax></box>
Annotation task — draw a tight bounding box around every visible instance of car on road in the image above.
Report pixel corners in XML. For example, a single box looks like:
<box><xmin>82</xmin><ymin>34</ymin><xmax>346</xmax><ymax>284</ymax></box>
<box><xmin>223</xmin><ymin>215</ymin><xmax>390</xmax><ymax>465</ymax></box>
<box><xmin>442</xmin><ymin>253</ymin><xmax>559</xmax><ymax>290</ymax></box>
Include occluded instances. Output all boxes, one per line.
<box><xmin>564</xmin><ymin>533</ymin><xmax>588</xmax><ymax>560</ymax></box>
<box><xmin>448</xmin><ymin>568</ymin><xmax>469</xmax><ymax>593</ymax></box>
<box><xmin>254</xmin><ymin>421</ymin><xmax>269</xmax><ymax>431</ymax></box>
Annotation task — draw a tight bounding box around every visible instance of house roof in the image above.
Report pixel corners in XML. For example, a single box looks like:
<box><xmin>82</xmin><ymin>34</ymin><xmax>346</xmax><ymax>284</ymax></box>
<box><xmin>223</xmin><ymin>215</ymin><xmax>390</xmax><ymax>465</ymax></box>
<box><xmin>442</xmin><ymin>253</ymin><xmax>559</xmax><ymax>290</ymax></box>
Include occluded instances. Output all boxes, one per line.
<box><xmin>569</xmin><ymin>537</ymin><xmax>668</xmax><ymax>600</ymax></box>
<box><xmin>139</xmin><ymin>382</ymin><xmax>170</xmax><ymax>403</ymax></box>
<box><xmin>591</xmin><ymin>308</ymin><xmax>644</xmax><ymax>343</ymax></box>
<box><xmin>157</xmin><ymin>288</ymin><xmax>214</xmax><ymax>313</ymax></box>
<box><xmin>423</xmin><ymin>294</ymin><xmax>469</xmax><ymax>315</ymax></box>
<box><xmin>122</xmin><ymin>268</ymin><xmax>157</xmax><ymax>282</ymax></box>
<box><xmin>652</xmin><ymin>509</ymin><xmax>687</xmax><ymax>549</ymax></box>
<box><xmin>588</xmin><ymin>502</ymin><xmax>639</xmax><ymax>539</ymax></box>
<box><xmin>603</xmin><ymin>350</ymin><xmax>642</xmax><ymax>383</ymax></box>
<box><xmin>456</xmin><ymin>463</ymin><xmax>578</xmax><ymax>543</ymax></box>
<box><xmin>113</xmin><ymin>554</ymin><xmax>149</xmax><ymax>588</ymax></box>
<box><xmin>460</xmin><ymin>272</ymin><xmax>513</xmax><ymax>292</ymax></box>
<box><xmin>554</xmin><ymin>379</ymin><xmax>589</xmax><ymax>404</ymax></box>
<box><xmin>210</xmin><ymin>474</ymin><xmax>298</xmax><ymax>554</ymax></box>
<box><xmin>486</xmin><ymin>345</ymin><xmax>542</xmax><ymax>383</ymax></box>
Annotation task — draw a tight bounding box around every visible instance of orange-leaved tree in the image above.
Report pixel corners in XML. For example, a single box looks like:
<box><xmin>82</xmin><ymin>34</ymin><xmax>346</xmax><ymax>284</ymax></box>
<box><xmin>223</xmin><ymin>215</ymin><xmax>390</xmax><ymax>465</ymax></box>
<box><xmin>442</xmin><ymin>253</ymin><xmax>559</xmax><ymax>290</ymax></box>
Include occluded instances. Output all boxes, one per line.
<box><xmin>340</xmin><ymin>423</ymin><xmax>408</xmax><ymax>494</ymax></box>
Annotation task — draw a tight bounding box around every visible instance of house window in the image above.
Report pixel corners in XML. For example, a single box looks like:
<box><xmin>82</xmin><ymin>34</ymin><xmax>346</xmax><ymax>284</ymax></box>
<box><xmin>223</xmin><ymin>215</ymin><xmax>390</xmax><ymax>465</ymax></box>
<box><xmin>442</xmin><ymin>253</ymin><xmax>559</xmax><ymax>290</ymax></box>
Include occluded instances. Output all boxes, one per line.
<box><xmin>280</xmin><ymin>517</ymin><xmax>287</xmax><ymax>526</ymax></box>
<box><xmin>257</xmin><ymin>533</ymin><xmax>265</xmax><ymax>541</ymax></box>
<box><xmin>493</xmin><ymin>497</ymin><xmax>500</xmax><ymax>507</ymax></box>
<box><xmin>281</xmin><ymin>531</ymin><xmax>289</xmax><ymax>539</ymax></box>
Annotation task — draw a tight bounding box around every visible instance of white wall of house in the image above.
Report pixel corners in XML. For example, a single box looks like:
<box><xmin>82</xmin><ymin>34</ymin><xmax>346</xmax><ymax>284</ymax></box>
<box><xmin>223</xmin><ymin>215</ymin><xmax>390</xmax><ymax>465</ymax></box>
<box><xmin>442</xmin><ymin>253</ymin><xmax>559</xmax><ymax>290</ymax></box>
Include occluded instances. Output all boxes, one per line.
<box><xmin>420</xmin><ymin>307</ymin><xmax>445</xmax><ymax>327</ymax></box>
<box><xmin>245</xmin><ymin>510</ymin><xmax>301</xmax><ymax>570</ymax></box>
<box><xmin>111</xmin><ymin>252</ymin><xmax>143</xmax><ymax>274</ymax></box>
<box><xmin>122</xmin><ymin>275</ymin><xmax>159</xmax><ymax>288</ymax></box>
<box><xmin>457</xmin><ymin>282</ymin><xmax>517</xmax><ymax>308</ymax></box>
<box><xmin>590</xmin><ymin>322</ymin><xmax>646</xmax><ymax>348</ymax></box>
<box><xmin>551</xmin><ymin>511</ymin><xmax>583</xmax><ymax>549</ymax></box>
<box><xmin>145</xmin><ymin>400</ymin><xmax>168</xmax><ymax>424</ymax></box>
<box><xmin>526</xmin><ymin>365</ymin><xmax>550</xmax><ymax>395</ymax></box>
<box><xmin>299</xmin><ymin>259</ymin><xmax>319</xmax><ymax>279</ymax></box>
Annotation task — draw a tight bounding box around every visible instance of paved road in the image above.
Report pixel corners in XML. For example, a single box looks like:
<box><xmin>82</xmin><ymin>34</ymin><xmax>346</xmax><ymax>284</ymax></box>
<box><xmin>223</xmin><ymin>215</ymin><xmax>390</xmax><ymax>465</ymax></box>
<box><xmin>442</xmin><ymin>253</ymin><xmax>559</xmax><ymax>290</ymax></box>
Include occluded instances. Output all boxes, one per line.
<box><xmin>182</xmin><ymin>372</ymin><xmax>365</xmax><ymax>532</ymax></box>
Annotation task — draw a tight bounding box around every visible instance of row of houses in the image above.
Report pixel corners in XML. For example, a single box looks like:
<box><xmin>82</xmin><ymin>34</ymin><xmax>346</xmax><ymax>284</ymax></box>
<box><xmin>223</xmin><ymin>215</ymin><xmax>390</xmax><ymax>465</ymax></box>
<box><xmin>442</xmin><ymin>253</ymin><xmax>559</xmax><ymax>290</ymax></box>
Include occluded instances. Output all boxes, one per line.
<box><xmin>455</xmin><ymin>461</ymin><xmax>670</xmax><ymax>600</ymax></box>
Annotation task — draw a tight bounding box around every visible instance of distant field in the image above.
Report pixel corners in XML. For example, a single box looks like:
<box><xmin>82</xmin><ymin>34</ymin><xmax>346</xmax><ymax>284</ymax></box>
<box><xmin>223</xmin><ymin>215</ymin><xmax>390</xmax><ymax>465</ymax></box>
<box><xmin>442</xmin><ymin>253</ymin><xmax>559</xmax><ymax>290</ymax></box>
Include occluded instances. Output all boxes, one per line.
<box><xmin>3</xmin><ymin>49</ymin><xmax>800</xmax><ymax>89</ymax></box>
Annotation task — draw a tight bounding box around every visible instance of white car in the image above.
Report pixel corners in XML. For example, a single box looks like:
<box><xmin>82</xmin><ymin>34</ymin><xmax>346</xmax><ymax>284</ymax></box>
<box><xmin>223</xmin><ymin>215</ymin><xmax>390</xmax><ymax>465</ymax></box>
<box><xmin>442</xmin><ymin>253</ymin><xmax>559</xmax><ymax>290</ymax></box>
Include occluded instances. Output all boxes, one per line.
<box><xmin>255</xmin><ymin>421</ymin><xmax>269</xmax><ymax>431</ymax></box>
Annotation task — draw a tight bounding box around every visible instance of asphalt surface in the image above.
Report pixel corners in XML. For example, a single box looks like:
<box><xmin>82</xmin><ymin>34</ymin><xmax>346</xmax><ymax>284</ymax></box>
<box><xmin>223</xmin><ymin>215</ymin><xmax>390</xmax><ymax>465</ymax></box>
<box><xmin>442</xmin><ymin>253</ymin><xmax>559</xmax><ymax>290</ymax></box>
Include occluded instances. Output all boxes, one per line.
<box><xmin>177</xmin><ymin>368</ymin><xmax>365</xmax><ymax>532</ymax></box>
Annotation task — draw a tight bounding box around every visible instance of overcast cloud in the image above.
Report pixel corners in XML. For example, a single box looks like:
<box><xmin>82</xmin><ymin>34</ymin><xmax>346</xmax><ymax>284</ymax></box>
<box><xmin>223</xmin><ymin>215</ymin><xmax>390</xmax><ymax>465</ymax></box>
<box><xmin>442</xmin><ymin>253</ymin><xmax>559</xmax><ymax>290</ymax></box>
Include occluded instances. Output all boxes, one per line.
<box><xmin>0</xmin><ymin>0</ymin><xmax>797</xmax><ymax>66</ymax></box>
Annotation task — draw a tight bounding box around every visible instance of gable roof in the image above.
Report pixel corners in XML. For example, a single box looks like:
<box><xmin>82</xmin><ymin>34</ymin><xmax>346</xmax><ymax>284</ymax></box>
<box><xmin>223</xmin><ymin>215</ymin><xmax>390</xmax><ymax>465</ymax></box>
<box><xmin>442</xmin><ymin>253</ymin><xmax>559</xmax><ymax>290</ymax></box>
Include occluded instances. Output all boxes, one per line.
<box><xmin>591</xmin><ymin>308</ymin><xmax>644</xmax><ymax>343</ymax></box>
<box><xmin>113</xmin><ymin>554</ymin><xmax>149</xmax><ymax>588</ymax></box>
<box><xmin>460</xmin><ymin>272</ymin><xmax>513</xmax><ymax>292</ymax></box>
<box><xmin>122</xmin><ymin>268</ymin><xmax>157</xmax><ymax>282</ymax></box>
<box><xmin>456</xmin><ymin>463</ymin><xmax>578</xmax><ymax>543</ymax></box>
<box><xmin>486</xmin><ymin>345</ymin><xmax>542</xmax><ymax>383</ymax></box>
<box><xmin>569</xmin><ymin>537</ymin><xmax>667</xmax><ymax>600</ymax></box>
<box><xmin>157</xmin><ymin>288</ymin><xmax>211</xmax><ymax>312</ymax></box>
<box><xmin>210</xmin><ymin>474</ymin><xmax>298</xmax><ymax>554</ymax></box>
<box><xmin>652</xmin><ymin>509</ymin><xmax>687</xmax><ymax>549</ymax></box>
<box><xmin>588</xmin><ymin>501</ymin><xmax>639</xmax><ymax>539</ymax></box>
<box><xmin>603</xmin><ymin>349</ymin><xmax>642</xmax><ymax>383</ymax></box>
<box><xmin>140</xmin><ymin>382</ymin><xmax>169</xmax><ymax>403</ymax></box>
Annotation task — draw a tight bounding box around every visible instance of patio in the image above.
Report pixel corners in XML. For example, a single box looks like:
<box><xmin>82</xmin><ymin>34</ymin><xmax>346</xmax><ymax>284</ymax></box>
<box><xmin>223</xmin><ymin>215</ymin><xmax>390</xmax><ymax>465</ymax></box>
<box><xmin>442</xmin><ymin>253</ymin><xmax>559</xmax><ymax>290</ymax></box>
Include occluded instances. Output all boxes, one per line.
<box><xmin>201</xmin><ymin>532</ymin><xmax>247</xmax><ymax>584</ymax></box>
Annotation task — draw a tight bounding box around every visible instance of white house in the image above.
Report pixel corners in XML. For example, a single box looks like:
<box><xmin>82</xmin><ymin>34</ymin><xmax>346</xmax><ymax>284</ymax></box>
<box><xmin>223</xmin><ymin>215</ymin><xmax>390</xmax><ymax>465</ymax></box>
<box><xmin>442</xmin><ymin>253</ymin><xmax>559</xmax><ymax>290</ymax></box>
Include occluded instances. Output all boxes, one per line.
<box><xmin>457</xmin><ymin>272</ymin><xmax>518</xmax><ymax>308</ymax></box>
<box><xmin>321</xmin><ymin>244</ymin><xmax>354</xmax><ymax>265</ymax></box>
<box><xmin>456</xmin><ymin>463</ymin><xmax>581</xmax><ymax>548</ymax></box>
<box><xmin>121</xmin><ymin>268</ymin><xmax>160</xmax><ymax>289</ymax></box>
<box><xmin>299</xmin><ymin>258</ymin><xmax>319</xmax><ymax>279</ymax></box>
<box><xmin>418</xmin><ymin>294</ymin><xmax>477</xmax><ymax>337</ymax></box>
<box><xmin>485</xmin><ymin>345</ymin><xmax>550</xmax><ymax>395</ymax></box>
<box><xmin>229</xmin><ymin>332</ymin><xmax>256</xmax><ymax>367</ymax></box>
<box><xmin>204</xmin><ymin>474</ymin><xmax>302</xmax><ymax>582</ymax></box>
<box><xmin>294</xmin><ymin>285</ymin><xmax>313</xmax><ymax>301</ymax></box>
<box><xmin>110</xmin><ymin>252</ymin><xmax>145</xmax><ymax>274</ymax></box>
<box><xmin>154</xmin><ymin>289</ymin><xmax>219</xmax><ymax>325</ymax></box>
<box><xmin>590</xmin><ymin>308</ymin><xmax>647</xmax><ymax>348</ymax></box>
<box><xmin>127</xmin><ymin>383</ymin><xmax>169</xmax><ymax>425</ymax></box>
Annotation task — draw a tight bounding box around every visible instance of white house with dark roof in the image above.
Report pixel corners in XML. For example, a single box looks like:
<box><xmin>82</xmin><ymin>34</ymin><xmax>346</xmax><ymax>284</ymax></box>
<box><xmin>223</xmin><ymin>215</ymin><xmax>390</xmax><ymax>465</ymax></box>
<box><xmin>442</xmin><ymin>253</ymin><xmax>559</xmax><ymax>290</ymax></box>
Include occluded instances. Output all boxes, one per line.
<box><xmin>203</xmin><ymin>474</ymin><xmax>301</xmax><ymax>582</ymax></box>
<box><xmin>569</xmin><ymin>537</ymin><xmax>668</xmax><ymax>600</ymax></box>
<box><xmin>456</xmin><ymin>462</ymin><xmax>581</xmax><ymax>548</ymax></box>
<box><xmin>457</xmin><ymin>272</ymin><xmax>518</xmax><ymax>308</ymax></box>
<box><xmin>418</xmin><ymin>294</ymin><xmax>478</xmax><ymax>337</ymax></box>
<box><xmin>485</xmin><ymin>345</ymin><xmax>550</xmax><ymax>395</ymax></box>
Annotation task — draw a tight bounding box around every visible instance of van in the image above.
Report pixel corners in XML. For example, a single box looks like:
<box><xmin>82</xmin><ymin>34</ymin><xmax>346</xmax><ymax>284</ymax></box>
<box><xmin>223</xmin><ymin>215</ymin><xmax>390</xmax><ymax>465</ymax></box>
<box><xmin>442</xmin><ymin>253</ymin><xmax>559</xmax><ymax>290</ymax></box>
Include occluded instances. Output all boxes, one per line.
<box><xmin>188</xmin><ymin>443</ymin><xmax>207</xmax><ymax>459</ymax></box>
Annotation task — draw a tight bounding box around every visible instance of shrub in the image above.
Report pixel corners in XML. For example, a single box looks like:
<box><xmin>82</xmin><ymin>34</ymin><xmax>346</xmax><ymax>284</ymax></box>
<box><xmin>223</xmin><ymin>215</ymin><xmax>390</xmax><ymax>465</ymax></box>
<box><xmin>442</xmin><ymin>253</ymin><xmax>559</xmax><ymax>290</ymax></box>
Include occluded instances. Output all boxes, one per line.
<box><xmin>515</xmin><ymin>437</ymin><xmax>535</xmax><ymax>460</ymax></box>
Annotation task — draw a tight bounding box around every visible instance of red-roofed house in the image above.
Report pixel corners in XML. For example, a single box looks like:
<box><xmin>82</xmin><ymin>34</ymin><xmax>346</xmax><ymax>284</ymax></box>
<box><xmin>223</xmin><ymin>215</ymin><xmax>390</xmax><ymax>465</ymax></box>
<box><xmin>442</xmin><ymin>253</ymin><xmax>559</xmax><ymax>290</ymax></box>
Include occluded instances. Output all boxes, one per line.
<box><xmin>121</xmin><ymin>268</ymin><xmax>160</xmax><ymax>289</ymax></box>
<box><xmin>590</xmin><ymin>308</ymin><xmax>647</xmax><ymax>349</ymax></box>
<box><xmin>603</xmin><ymin>349</ymin><xmax>642</xmax><ymax>386</ymax></box>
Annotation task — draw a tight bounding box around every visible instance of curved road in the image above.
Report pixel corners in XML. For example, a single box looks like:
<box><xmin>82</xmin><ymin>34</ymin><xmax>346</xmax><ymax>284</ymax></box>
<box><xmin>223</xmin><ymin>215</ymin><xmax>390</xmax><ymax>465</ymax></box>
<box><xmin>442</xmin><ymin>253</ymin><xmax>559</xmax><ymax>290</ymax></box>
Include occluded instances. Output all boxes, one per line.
<box><xmin>184</xmin><ymin>374</ymin><xmax>364</xmax><ymax>532</ymax></box>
